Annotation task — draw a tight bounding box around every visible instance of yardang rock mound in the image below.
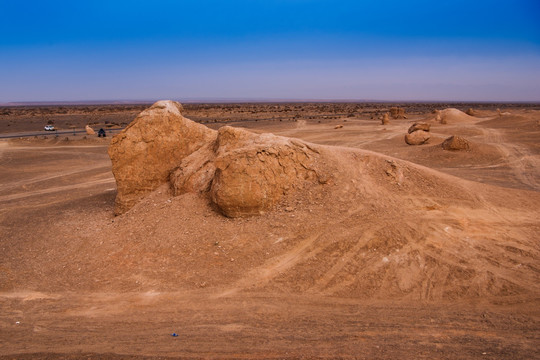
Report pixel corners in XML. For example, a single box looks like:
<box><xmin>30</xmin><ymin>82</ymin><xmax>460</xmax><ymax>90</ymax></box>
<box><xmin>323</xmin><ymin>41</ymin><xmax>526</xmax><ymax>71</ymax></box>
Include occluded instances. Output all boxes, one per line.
<box><xmin>433</xmin><ymin>108</ymin><xmax>477</xmax><ymax>124</ymax></box>
<box><xmin>109</xmin><ymin>101</ymin><xmax>330</xmax><ymax>217</ymax></box>
<box><xmin>442</xmin><ymin>135</ymin><xmax>471</xmax><ymax>151</ymax></box>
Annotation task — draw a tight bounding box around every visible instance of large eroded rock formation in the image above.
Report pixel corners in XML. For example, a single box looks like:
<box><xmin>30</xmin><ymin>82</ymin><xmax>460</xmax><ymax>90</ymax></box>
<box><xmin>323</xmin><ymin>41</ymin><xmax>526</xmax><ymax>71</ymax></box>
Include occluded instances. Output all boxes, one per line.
<box><xmin>109</xmin><ymin>101</ymin><xmax>329</xmax><ymax>217</ymax></box>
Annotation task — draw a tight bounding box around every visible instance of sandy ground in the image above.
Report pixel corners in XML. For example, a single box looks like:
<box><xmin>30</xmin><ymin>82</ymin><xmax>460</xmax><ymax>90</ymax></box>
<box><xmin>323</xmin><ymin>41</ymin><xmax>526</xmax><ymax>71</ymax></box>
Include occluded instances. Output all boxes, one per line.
<box><xmin>0</xmin><ymin>104</ymin><xmax>539</xmax><ymax>359</ymax></box>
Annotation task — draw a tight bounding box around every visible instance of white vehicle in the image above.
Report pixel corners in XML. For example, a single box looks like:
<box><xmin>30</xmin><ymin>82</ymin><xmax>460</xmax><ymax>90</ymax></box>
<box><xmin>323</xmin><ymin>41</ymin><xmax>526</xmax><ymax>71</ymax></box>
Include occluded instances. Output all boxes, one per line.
<box><xmin>44</xmin><ymin>125</ymin><xmax>55</xmax><ymax>131</ymax></box>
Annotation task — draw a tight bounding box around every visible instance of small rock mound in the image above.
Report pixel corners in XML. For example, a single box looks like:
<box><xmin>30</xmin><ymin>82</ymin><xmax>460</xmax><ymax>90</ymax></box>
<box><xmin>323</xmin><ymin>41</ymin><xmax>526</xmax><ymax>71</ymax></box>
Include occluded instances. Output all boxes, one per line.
<box><xmin>405</xmin><ymin>130</ymin><xmax>430</xmax><ymax>145</ymax></box>
<box><xmin>434</xmin><ymin>108</ymin><xmax>475</xmax><ymax>124</ymax></box>
<box><xmin>405</xmin><ymin>122</ymin><xmax>430</xmax><ymax>145</ymax></box>
<box><xmin>442</xmin><ymin>135</ymin><xmax>471</xmax><ymax>151</ymax></box>
<box><xmin>381</xmin><ymin>113</ymin><xmax>389</xmax><ymax>125</ymax></box>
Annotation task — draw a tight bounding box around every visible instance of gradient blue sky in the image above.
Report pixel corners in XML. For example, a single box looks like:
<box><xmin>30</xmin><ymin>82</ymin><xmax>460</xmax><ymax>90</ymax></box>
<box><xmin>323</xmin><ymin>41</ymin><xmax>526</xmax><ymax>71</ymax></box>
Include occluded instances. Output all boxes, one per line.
<box><xmin>1</xmin><ymin>0</ymin><xmax>539</xmax><ymax>102</ymax></box>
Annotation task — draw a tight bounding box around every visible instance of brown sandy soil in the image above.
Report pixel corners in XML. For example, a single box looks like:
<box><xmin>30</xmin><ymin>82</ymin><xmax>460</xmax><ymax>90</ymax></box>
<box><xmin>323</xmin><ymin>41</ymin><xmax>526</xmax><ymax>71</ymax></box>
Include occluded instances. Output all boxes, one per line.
<box><xmin>0</xmin><ymin>104</ymin><xmax>539</xmax><ymax>359</ymax></box>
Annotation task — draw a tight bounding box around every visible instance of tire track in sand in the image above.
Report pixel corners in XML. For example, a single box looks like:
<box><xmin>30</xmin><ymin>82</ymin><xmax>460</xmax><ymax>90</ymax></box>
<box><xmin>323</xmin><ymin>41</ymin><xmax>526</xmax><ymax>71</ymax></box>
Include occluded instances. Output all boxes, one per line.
<box><xmin>216</xmin><ymin>232</ymin><xmax>326</xmax><ymax>298</ymax></box>
<box><xmin>479</xmin><ymin>127</ymin><xmax>540</xmax><ymax>190</ymax></box>
<box><xmin>307</xmin><ymin>228</ymin><xmax>378</xmax><ymax>294</ymax></box>
<box><xmin>216</xmin><ymin>219</ymin><xmax>382</xmax><ymax>298</ymax></box>
<box><xmin>0</xmin><ymin>177</ymin><xmax>115</xmax><ymax>203</ymax></box>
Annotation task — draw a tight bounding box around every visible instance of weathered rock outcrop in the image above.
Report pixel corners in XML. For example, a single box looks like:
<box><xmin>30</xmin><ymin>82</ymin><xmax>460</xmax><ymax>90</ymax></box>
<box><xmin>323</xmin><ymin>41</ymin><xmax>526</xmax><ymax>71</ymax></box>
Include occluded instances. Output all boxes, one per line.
<box><xmin>381</xmin><ymin>113</ymin><xmax>389</xmax><ymax>125</ymax></box>
<box><xmin>108</xmin><ymin>101</ymin><xmax>217</xmax><ymax>215</ymax></box>
<box><xmin>170</xmin><ymin>126</ymin><xmax>327</xmax><ymax>217</ymax></box>
<box><xmin>405</xmin><ymin>130</ymin><xmax>430</xmax><ymax>145</ymax></box>
<box><xmin>408</xmin><ymin>122</ymin><xmax>430</xmax><ymax>134</ymax></box>
<box><xmin>405</xmin><ymin>121</ymin><xmax>430</xmax><ymax>145</ymax></box>
<box><xmin>442</xmin><ymin>136</ymin><xmax>471</xmax><ymax>151</ymax></box>
<box><xmin>390</xmin><ymin>107</ymin><xmax>406</xmax><ymax>119</ymax></box>
<box><xmin>110</xmin><ymin>101</ymin><xmax>330</xmax><ymax>217</ymax></box>
<box><xmin>210</xmin><ymin>127</ymin><xmax>326</xmax><ymax>217</ymax></box>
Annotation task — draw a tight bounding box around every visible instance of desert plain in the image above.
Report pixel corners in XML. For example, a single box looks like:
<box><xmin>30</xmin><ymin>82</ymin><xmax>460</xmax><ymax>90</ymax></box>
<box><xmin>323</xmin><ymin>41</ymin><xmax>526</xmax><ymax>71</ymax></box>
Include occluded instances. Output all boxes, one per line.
<box><xmin>0</xmin><ymin>102</ymin><xmax>539</xmax><ymax>359</ymax></box>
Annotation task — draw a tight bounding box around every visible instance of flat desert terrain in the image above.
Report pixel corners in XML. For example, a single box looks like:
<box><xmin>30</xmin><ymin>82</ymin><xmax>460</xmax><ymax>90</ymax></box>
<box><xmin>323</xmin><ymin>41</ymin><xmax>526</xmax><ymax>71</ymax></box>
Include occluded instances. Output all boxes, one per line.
<box><xmin>0</xmin><ymin>103</ymin><xmax>539</xmax><ymax>359</ymax></box>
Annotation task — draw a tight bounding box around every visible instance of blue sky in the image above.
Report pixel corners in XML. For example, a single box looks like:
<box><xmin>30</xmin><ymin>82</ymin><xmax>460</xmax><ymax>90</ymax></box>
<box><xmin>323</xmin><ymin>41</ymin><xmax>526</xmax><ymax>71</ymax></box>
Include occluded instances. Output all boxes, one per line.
<box><xmin>1</xmin><ymin>0</ymin><xmax>539</xmax><ymax>102</ymax></box>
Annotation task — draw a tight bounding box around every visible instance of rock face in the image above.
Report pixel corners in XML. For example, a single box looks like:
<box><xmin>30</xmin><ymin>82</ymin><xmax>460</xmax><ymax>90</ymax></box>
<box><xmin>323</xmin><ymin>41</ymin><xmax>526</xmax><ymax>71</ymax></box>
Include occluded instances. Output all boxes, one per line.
<box><xmin>85</xmin><ymin>125</ymin><xmax>96</xmax><ymax>135</ymax></box>
<box><xmin>442</xmin><ymin>136</ymin><xmax>471</xmax><ymax>151</ymax></box>
<box><xmin>405</xmin><ymin>130</ymin><xmax>430</xmax><ymax>145</ymax></box>
<box><xmin>110</xmin><ymin>100</ymin><xmax>329</xmax><ymax>217</ymax></box>
<box><xmin>108</xmin><ymin>101</ymin><xmax>217</xmax><ymax>215</ymax></box>
<box><xmin>208</xmin><ymin>127</ymin><xmax>326</xmax><ymax>217</ymax></box>
<box><xmin>405</xmin><ymin>121</ymin><xmax>430</xmax><ymax>146</ymax></box>
<box><xmin>407</xmin><ymin>122</ymin><xmax>430</xmax><ymax>134</ymax></box>
<box><xmin>171</xmin><ymin>126</ymin><xmax>328</xmax><ymax>217</ymax></box>
<box><xmin>381</xmin><ymin>113</ymin><xmax>389</xmax><ymax>125</ymax></box>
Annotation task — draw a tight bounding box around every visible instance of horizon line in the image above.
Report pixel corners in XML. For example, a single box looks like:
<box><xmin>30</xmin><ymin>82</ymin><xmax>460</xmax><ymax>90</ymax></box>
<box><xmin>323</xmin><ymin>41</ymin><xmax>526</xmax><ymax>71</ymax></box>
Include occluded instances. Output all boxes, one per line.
<box><xmin>2</xmin><ymin>98</ymin><xmax>540</xmax><ymax>106</ymax></box>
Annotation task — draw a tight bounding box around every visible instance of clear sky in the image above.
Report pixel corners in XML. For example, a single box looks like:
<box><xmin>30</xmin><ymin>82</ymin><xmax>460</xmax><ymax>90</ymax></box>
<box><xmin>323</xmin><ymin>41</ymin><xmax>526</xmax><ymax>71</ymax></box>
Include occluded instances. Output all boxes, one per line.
<box><xmin>1</xmin><ymin>0</ymin><xmax>539</xmax><ymax>102</ymax></box>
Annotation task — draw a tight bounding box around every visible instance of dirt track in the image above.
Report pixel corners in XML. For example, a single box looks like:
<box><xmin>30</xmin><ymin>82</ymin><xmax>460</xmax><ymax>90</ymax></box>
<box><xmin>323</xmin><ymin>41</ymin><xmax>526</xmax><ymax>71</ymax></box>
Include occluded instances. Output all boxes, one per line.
<box><xmin>1</xmin><ymin>292</ymin><xmax>538</xmax><ymax>359</ymax></box>
<box><xmin>1</xmin><ymin>105</ymin><xmax>539</xmax><ymax>359</ymax></box>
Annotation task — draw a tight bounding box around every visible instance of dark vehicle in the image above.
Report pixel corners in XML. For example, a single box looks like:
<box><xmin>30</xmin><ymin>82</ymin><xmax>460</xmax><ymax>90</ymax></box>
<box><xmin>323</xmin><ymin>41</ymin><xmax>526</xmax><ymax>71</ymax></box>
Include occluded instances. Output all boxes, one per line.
<box><xmin>98</xmin><ymin>128</ymin><xmax>106</xmax><ymax>137</ymax></box>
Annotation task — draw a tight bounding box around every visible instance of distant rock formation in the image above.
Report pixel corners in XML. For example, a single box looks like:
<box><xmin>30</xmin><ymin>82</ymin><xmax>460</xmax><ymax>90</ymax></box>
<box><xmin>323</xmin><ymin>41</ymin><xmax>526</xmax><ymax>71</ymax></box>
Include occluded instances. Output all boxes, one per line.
<box><xmin>390</xmin><ymin>107</ymin><xmax>406</xmax><ymax>119</ymax></box>
<box><xmin>109</xmin><ymin>100</ymin><xmax>330</xmax><ymax>217</ymax></box>
<box><xmin>381</xmin><ymin>113</ymin><xmax>389</xmax><ymax>125</ymax></box>
<box><xmin>434</xmin><ymin>108</ymin><xmax>476</xmax><ymax>124</ymax></box>
<box><xmin>442</xmin><ymin>136</ymin><xmax>471</xmax><ymax>151</ymax></box>
<box><xmin>407</xmin><ymin>122</ymin><xmax>430</xmax><ymax>134</ymax></box>
<box><xmin>466</xmin><ymin>108</ymin><xmax>477</xmax><ymax>116</ymax></box>
<box><xmin>85</xmin><ymin>125</ymin><xmax>96</xmax><ymax>135</ymax></box>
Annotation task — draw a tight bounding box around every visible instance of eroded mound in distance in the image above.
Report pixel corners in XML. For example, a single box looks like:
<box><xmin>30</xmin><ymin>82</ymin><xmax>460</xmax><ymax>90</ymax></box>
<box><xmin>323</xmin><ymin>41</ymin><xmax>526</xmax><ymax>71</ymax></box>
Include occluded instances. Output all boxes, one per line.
<box><xmin>432</xmin><ymin>108</ymin><xmax>477</xmax><ymax>124</ymax></box>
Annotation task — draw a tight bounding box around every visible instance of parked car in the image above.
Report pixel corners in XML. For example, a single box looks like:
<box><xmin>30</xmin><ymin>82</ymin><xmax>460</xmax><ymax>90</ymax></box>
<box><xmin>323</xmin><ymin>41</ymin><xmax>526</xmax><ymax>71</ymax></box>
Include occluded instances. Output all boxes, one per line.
<box><xmin>44</xmin><ymin>125</ymin><xmax>55</xmax><ymax>131</ymax></box>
